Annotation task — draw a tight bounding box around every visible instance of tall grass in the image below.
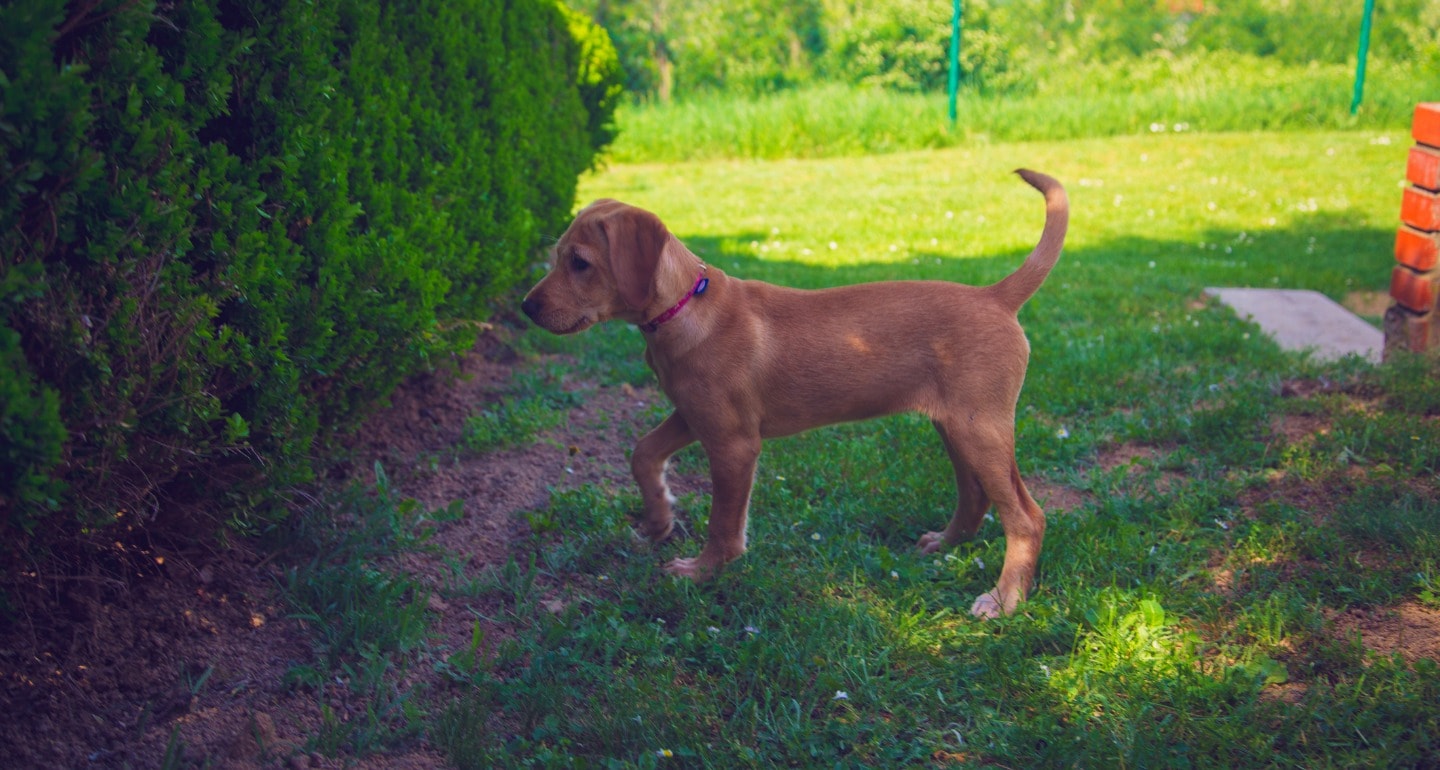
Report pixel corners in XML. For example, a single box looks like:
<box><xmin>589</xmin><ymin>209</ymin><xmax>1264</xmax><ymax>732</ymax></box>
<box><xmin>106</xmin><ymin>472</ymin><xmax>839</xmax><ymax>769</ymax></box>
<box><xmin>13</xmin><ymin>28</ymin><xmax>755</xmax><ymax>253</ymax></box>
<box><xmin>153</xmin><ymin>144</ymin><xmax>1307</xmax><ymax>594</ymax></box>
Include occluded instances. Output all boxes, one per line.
<box><xmin>606</xmin><ymin>53</ymin><xmax>1434</xmax><ymax>163</ymax></box>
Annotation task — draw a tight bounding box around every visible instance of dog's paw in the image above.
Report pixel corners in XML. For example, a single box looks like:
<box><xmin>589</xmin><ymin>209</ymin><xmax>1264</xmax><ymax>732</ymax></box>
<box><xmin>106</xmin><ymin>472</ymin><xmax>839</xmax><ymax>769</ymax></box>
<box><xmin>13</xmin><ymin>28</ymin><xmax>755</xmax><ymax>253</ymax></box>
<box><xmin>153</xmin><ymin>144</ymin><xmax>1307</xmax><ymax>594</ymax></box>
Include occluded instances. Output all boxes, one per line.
<box><xmin>969</xmin><ymin>592</ymin><xmax>1003</xmax><ymax>620</ymax></box>
<box><xmin>635</xmin><ymin>518</ymin><xmax>676</xmax><ymax>543</ymax></box>
<box><xmin>916</xmin><ymin>531</ymin><xmax>948</xmax><ymax>554</ymax></box>
<box><xmin>663</xmin><ymin>557</ymin><xmax>711</xmax><ymax>581</ymax></box>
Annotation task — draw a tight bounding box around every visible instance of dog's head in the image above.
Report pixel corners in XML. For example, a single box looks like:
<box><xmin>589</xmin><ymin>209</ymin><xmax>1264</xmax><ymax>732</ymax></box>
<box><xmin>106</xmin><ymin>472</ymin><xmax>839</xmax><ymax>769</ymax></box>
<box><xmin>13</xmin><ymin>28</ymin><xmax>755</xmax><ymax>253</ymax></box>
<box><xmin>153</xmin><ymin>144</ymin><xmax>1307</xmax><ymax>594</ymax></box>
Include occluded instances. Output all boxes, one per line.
<box><xmin>521</xmin><ymin>199</ymin><xmax>671</xmax><ymax>334</ymax></box>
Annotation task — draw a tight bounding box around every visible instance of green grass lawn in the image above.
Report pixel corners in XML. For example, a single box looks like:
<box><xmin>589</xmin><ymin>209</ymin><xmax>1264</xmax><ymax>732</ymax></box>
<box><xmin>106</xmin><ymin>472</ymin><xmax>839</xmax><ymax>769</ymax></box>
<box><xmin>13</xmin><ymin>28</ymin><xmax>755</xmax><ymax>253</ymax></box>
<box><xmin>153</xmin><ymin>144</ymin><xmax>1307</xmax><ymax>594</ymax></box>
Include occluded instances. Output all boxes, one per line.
<box><xmin>292</xmin><ymin>129</ymin><xmax>1440</xmax><ymax>767</ymax></box>
<box><xmin>606</xmin><ymin>55</ymin><xmax>1432</xmax><ymax>163</ymax></box>
<box><xmin>418</xmin><ymin>130</ymin><xmax>1440</xmax><ymax>767</ymax></box>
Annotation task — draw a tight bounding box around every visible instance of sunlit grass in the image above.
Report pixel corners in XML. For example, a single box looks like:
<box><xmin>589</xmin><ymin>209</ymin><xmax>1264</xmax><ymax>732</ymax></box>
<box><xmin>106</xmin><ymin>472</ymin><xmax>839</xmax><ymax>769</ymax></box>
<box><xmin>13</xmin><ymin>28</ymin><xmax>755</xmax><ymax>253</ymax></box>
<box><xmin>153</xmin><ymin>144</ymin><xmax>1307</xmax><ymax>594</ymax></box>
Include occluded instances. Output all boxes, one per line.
<box><xmin>584</xmin><ymin>130</ymin><xmax>1405</xmax><ymax>291</ymax></box>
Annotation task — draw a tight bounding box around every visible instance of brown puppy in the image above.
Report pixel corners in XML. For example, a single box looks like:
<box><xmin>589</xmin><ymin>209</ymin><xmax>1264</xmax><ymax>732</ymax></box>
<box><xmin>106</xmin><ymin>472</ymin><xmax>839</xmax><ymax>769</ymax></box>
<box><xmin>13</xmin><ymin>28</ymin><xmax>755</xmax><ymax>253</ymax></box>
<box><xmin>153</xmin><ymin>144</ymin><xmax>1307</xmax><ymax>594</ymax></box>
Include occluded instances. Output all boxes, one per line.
<box><xmin>522</xmin><ymin>170</ymin><xmax>1068</xmax><ymax>617</ymax></box>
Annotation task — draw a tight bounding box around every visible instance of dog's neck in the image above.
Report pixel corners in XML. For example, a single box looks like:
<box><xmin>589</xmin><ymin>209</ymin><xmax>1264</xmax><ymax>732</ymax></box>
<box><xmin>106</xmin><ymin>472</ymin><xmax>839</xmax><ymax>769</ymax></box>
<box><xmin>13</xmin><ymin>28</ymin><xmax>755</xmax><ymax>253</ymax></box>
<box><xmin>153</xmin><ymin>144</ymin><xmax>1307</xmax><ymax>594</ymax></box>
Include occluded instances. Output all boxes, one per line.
<box><xmin>636</xmin><ymin>250</ymin><xmax>723</xmax><ymax>359</ymax></box>
<box><xmin>640</xmin><ymin>267</ymin><xmax>708</xmax><ymax>333</ymax></box>
<box><xmin>638</xmin><ymin>241</ymin><xmax>710</xmax><ymax>334</ymax></box>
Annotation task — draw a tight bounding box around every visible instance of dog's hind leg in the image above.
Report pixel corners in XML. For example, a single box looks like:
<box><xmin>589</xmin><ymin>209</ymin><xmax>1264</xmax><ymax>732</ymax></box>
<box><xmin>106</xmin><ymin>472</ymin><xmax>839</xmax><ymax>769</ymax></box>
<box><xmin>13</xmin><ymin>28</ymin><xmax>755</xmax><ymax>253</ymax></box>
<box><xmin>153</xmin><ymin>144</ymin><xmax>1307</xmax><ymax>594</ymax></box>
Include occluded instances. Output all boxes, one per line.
<box><xmin>631</xmin><ymin>412</ymin><xmax>696</xmax><ymax>542</ymax></box>
<box><xmin>918</xmin><ymin>420</ymin><xmax>991</xmax><ymax>554</ymax></box>
<box><xmin>975</xmin><ymin>458</ymin><xmax>1045</xmax><ymax>618</ymax></box>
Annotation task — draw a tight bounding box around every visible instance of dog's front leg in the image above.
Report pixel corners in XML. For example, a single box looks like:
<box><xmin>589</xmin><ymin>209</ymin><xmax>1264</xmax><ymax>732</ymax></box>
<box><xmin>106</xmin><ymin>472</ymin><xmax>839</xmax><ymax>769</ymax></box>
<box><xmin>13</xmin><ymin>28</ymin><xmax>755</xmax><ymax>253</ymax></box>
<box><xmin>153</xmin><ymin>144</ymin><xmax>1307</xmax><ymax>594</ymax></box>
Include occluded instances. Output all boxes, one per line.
<box><xmin>631</xmin><ymin>412</ymin><xmax>696</xmax><ymax>541</ymax></box>
<box><xmin>665</xmin><ymin>435</ymin><xmax>760</xmax><ymax>580</ymax></box>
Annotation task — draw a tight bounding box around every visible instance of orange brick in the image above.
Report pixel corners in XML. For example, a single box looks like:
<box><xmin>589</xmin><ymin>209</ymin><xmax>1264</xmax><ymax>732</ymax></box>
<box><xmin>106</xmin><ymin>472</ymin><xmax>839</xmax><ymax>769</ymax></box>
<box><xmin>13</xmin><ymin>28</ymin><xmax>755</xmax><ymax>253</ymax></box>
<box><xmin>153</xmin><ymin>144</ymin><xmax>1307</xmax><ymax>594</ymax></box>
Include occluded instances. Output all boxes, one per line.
<box><xmin>1409</xmin><ymin>145</ymin><xmax>1440</xmax><ymax>191</ymax></box>
<box><xmin>1391</xmin><ymin>265</ymin><xmax>1440</xmax><ymax>313</ymax></box>
<box><xmin>1402</xmin><ymin>186</ymin><xmax>1440</xmax><ymax>231</ymax></box>
<box><xmin>1396</xmin><ymin>225</ymin><xmax>1440</xmax><ymax>271</ymax></box>
<box><xmin>1416</xmin><ymin>103</ymin><xmax>1440</xmax><ymax>148</ymax></box>
<box><xmin>1384</xmin><ymin>304</ymin><xmax>1440</xmax><ymax>356</ymax></box>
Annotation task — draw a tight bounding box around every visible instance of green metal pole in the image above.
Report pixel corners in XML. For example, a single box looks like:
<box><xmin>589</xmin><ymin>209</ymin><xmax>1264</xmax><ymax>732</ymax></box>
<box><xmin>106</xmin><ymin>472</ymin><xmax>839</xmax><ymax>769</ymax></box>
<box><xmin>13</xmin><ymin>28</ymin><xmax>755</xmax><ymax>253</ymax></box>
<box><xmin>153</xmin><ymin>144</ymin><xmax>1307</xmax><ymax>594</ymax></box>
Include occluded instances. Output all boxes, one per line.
<box><xmin>1351</xmin><ymin>0</ymin><xmax>1375</xmax><ymax>115</ymax></box>
<box><xmin>948</xmin><ymin>0</ymin><xmax>962</xmax><ymax>124</ymax></box>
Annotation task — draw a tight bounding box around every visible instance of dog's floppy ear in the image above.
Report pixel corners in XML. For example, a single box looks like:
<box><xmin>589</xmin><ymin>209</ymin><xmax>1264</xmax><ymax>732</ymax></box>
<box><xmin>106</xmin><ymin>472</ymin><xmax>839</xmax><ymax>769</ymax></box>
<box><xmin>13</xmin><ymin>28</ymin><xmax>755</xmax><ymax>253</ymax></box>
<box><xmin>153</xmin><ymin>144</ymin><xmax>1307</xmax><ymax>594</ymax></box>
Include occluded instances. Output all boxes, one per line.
<box><xmin>604</xmin><ymin>205</ymin><xmax>670</xmax><ymax>312</ymax></box>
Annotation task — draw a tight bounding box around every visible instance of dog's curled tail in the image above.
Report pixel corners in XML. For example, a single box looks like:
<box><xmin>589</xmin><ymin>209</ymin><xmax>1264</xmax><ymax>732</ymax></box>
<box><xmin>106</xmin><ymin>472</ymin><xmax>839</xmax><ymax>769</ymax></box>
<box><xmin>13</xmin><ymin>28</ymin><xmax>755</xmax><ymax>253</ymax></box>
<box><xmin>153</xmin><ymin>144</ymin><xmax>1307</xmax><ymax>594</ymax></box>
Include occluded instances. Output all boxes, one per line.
<box><xmin>991</xmin><ymin>169</ymin><xmax>1069</xmax><ymax>313</ymax></box>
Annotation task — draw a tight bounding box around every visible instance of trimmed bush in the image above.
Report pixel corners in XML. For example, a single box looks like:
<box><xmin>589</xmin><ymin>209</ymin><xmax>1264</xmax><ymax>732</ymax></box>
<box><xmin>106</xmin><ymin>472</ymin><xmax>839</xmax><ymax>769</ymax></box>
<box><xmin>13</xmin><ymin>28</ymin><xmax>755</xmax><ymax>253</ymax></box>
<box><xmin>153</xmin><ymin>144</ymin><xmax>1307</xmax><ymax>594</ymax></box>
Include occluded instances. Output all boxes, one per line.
<box><xmin>0</xmin><ymin>0</ymin><xmax>619</xmax><ymax>556</ymax></box>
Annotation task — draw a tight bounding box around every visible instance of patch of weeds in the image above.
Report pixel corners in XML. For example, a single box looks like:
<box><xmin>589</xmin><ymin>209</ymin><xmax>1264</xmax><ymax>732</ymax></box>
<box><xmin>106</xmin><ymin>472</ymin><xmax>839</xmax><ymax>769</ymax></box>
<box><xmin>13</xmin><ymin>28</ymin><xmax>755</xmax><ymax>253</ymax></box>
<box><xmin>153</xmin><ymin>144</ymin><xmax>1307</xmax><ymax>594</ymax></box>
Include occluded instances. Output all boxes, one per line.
<box><xmin>1416</xmin><ymin>562</ymin><xmax>1440</xmax><ymax>608</ymax></box>
<box><xmin>1295</xmin><ymin>401</ymin><xmax>1430</xmax><ymax>470</ymax></box>
<box><xmin>526</xmin><ymin>484</ymin><xmax>641</xmax><ymax>575</ymax></box>
<box><xmin>273</xmin><ymin>464</ymin><xmax>453</xmax><ymax>759</ymax></box>
<box><xmin>1225</xmin><ymin>481</ymin><xmax>1440</xmax><ymax>613</ymax></box>
<box><xmin>433</xmin><ymin>694</ymin><xmax>504</xmax><ymax>770</ymax></box>
<box><xmin>1222</xmin><ymin>590</ymin><xmax>1319</xmax><ymax>663</ymax></box>
<box><xmin>1258</xmin><ymin>650</ymin><xmax>1440</xmax><ymax>766</ymax></box>
<box><xmin>512</xmin><ymin>319</ymin><xmax>652</xmax><ymax>386</ymax></box>
<box><xmin>460</xmin><ymin>395</ymin><xmax>565</xmax><ymax>454</ymax></box>
<box><xmin>1335</xmin><ymin>485</ymin><xmax>1440</xmax><ymax>560</ymax></box>
<box><xmin>158</xmin><ymin>727</ymin><xmax>189</xmax><ymax>770</ymax></box>
<box><xmin>1370</xmin><ymin>350</ymin><xmax>1440</xmax><ymax>415</ymax></box>
<box><xmin>459</xmin><ymin>365</ymin><xmax>586</xmax><ymax>455</ymax></box>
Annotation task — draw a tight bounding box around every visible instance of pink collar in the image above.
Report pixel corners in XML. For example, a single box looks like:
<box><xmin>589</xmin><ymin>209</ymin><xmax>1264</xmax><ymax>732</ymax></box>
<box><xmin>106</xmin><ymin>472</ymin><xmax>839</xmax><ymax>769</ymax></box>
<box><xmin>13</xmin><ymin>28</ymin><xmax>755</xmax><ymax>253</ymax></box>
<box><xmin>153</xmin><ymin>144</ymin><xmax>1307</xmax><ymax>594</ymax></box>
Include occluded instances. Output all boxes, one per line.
<box><xmin>639</xmin><ymin>268</ymin><xmax>709</xmax><ymax>333</ymax></box>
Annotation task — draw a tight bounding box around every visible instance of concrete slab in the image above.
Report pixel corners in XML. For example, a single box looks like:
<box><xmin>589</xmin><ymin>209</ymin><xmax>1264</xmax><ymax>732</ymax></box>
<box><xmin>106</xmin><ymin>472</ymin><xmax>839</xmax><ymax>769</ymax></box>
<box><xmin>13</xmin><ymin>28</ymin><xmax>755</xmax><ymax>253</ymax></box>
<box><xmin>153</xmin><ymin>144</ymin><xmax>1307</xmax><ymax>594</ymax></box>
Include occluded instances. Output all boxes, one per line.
<box><xmin>1205</xmin><ymin>287</ymin><xmax>1383</xmax><ymax>363</ymax></box>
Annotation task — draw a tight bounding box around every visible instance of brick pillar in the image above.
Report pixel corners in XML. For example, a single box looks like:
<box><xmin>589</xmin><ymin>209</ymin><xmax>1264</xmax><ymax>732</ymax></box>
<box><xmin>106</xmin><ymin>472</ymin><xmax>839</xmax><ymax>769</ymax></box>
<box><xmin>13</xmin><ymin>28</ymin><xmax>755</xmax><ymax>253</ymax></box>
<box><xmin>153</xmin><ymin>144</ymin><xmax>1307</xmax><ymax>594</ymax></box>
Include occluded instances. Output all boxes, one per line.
<box><xmin>1385</xmin><ymin>103</ymin><xmax>1440</xmax><ymax>357</ymax></box>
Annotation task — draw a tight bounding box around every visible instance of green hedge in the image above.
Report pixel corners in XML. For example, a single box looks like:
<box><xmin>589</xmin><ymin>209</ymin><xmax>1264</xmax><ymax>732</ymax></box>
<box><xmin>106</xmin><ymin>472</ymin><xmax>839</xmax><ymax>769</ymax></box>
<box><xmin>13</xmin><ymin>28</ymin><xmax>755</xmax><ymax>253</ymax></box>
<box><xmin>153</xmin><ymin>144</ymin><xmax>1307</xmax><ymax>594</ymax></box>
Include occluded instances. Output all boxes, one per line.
<box><xmin>0</xmin><ymin>0</ymin><xmax>619</xmax><ymax>550</ymax></box>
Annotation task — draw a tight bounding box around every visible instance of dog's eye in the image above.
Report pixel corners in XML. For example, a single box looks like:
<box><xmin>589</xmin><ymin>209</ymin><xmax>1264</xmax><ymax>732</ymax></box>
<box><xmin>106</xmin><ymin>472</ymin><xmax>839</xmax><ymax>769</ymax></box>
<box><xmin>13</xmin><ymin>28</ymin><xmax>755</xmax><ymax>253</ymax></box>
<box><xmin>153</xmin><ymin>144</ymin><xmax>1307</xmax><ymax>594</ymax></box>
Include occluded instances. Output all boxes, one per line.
<box><xmin>570</xmin><ymin>255</ymin><xmax>590</xmax><ymax>272</ymax></box>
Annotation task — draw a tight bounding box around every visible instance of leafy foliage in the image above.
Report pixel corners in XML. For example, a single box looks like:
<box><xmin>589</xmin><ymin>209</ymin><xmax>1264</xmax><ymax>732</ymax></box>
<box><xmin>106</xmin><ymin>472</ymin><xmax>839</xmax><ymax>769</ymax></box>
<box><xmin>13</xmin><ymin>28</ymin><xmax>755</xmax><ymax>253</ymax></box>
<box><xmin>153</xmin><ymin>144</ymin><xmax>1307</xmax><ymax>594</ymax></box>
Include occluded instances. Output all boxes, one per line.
<box><xmin>0</xmin><ymin>0</ymin><xmax>619</xmax><ymax>558</ymax></box>
<box><xmin>571</xmin><ymin>0</ymin><xmax>1440</xmax><ymax>101</ymax></box>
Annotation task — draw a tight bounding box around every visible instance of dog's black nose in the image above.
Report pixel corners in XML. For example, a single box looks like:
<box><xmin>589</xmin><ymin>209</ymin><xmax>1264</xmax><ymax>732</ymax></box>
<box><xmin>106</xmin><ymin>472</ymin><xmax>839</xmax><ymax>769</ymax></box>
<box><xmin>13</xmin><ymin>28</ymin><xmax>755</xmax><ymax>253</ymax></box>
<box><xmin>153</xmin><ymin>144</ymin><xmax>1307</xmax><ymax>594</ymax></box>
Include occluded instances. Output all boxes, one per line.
<box><xmin>521</xmin><ymin>297</ymin><xmax>542</xmax><ymax>321</ymax></box>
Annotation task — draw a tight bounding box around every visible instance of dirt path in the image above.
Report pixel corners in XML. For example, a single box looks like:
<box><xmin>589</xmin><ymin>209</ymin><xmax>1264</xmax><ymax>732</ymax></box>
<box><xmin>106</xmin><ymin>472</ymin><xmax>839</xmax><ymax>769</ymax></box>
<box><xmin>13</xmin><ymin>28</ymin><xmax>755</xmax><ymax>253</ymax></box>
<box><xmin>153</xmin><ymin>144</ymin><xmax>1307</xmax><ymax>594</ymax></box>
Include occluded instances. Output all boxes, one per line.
<box><xmin>0</xmin><ymin>333</ymin><xmax>678</xmax><ymax>768</ymax></box>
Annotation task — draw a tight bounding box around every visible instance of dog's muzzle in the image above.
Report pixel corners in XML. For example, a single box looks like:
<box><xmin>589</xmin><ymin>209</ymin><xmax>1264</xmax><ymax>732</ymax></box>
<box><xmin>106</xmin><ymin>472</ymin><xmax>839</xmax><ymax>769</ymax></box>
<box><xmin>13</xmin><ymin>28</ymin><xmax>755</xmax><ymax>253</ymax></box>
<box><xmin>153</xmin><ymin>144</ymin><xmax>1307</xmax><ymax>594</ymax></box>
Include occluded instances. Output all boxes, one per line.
<box><xmin>520</xmin><ymin>296</ymin><xmax>543</xmax><ymax>322</ymax></box>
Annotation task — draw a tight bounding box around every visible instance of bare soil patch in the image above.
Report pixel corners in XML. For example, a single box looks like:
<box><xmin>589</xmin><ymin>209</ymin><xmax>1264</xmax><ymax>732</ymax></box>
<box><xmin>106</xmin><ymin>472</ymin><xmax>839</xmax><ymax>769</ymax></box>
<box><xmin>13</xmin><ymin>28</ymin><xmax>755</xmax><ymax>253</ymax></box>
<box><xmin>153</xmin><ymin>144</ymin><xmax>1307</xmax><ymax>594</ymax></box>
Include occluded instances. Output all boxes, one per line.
<box><xmin>1097</xmin><ymin>442</ymin><xmax>1186</xmax><ymax>497</ymax></box>
<box><xmin>1327</xmin><ymin>602</ymin><xmax>1440</xmax><ymax>665</ymax></box>
<box><xmin>0</xmin><ymin>333</ymin><xmax>678</xmax><ymax>768</ymax></box>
